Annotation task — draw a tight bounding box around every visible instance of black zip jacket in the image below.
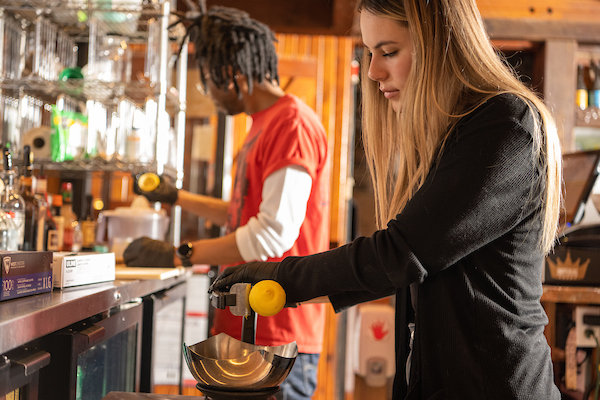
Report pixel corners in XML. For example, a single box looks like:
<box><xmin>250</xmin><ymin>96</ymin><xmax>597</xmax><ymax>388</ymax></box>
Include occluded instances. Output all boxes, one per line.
<box><xmin>277</xmin><ymin>93</ymin><xmax>561</xmax><ymax>400</ymax></box>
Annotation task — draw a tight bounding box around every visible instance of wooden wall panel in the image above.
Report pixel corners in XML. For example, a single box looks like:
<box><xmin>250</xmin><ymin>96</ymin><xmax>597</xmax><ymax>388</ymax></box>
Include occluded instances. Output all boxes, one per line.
<box><xmin>274</xmin><ymin>33</ymin><xmax>356</xmax><ymax>247</ymax></box>
<box><xmin>276</xmin><ymin>33</ymin><xmax>356</xmax><ymax>400</ymax></box>
<box><xmin>331</xmin><ymin>38</ymin><xmax>355</xmax><ymax>251</ymax></box>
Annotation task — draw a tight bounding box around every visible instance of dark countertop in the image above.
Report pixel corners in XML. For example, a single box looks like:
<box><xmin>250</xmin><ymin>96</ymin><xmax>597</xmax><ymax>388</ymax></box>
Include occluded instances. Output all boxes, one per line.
<box><xmin>102</xmin><ymin>390</ymin><xmax>281</xmax><ymax>400</ymax></box>
<box><xmin>103</xmin><ymin>392</ymin><xmax>205</xmax><ymax>400</ymax></box>
<box><xmin>0</xmin><ymin>269</ymin><xmax>192</xmax><ymax>354</ymax></box>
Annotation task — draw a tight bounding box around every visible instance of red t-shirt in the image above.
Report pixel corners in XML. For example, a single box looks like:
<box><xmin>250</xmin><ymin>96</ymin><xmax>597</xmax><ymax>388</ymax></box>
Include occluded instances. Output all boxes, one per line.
<box><xmin>210</xmin><ymin>94</ymin><xmax>330</xmax><ymax>353</ymax></box>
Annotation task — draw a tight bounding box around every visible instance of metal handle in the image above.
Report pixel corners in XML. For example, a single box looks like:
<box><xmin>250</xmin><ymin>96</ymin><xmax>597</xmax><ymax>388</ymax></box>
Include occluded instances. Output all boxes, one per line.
<box><xmin>79</xmin><ymin>325</ymin><xmax>106</xmax><ymax>343</ymax></box>
<box><xmin>241</xmin><ymin>310</ymin><xmax>257</xmax><ymax>345</ymax></box>
<box><xmin>210</xmin><ymin>291</ymin><xmax>237</xmax><ymax>309</ymax></box>
<box><xmin>12</xmin><ymin>350</ymin><xmax>51</xmax><ymax>376</ymax></box>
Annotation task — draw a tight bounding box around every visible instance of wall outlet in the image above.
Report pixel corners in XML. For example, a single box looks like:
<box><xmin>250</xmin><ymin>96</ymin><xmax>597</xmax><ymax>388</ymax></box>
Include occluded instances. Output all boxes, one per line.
<box><xmin>575</xmin><ymin>306</ymin><xmax>600</xmax><ymax>347</ymax></box>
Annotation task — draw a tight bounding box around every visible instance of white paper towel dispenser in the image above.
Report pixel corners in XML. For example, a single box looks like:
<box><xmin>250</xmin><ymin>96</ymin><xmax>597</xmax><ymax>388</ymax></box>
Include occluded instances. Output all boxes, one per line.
<box><xmin>353</xmin><ymin>303</ymin><xmax>396</xmax><ymax>387</ymax></box>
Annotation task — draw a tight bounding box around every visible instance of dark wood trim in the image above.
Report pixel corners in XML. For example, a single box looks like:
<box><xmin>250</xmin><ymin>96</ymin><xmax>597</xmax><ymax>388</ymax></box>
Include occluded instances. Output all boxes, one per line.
<box><xmin>332</xmin><ymin>0</ymin><xmax>359</xmax><ymax>37</ymax></box>
<box><xmin>492</xmin><ymin>40</ymin><xmax>539</xmax><ymax>52</ymax></box>
<box><xmin>485</xmin><ymin>18</ymin><xmax>600</xmax><ymax>43</ymax></box>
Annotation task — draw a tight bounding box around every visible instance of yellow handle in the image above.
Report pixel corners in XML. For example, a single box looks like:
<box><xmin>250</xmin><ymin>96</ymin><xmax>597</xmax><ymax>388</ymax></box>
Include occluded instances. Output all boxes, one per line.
<box><xmin>138</xmin><ymin>172</ymin><xmax>160</xmax><ymax>192</ymax></box>
<box><xmin>249</xmin><ymin>280</ymin><xmax>286</xmax><ymax>317</ymax></box>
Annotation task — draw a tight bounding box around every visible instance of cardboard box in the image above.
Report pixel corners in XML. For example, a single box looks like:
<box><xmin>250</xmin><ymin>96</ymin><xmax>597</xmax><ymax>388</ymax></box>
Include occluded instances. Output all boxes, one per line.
<box><xmin>0</xmin><ymin>251</ymin><xmax>53</xmax><ymax>301</ymax></box>
<box><xmin>53</xmin><ymin>252</ymin><xmax>116</xmax><ymax>289</ymax></box>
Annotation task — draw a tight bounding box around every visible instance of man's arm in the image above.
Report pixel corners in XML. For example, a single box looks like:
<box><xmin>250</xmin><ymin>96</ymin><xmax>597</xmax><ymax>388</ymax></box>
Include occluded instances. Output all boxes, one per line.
<box><xmin>176</xmin><ymin>190</ymin><xmax>230</xmax><ymax>226</ymax></box>
<box><xmin>173</xmin><ymin>165</ymin><xmax>312</xmax><ymax>266</ymax></box>
<box><xmin>174</xmin><ymin>233</ymin><xmax>244</xmax><ymax>266</ymax></box>
<box><xmin>235</xmin><ymin>166</ymin><xmax>312</xmax><ymax>261</ymax></box>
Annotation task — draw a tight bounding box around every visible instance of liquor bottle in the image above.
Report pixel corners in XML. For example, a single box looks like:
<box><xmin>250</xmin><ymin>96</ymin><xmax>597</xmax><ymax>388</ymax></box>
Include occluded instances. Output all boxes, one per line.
<box><xmin>33</xmin><ymin>164</ymin><xmax>51</xmax><ymax>251</ymax></box>
<box><xmin>60</xmin><ymin>182</ymin><xmax>78</xmax><ymax>252</ymax></box>
<box><xmin>0</xmin><ymin>144</ymin><xmax>18</xmax><ymax>252</ymax></box>
<box><xmin>33</xmin><ymin>164</ymin><xmax>48</xmax><ymax>202</ymax></box>
<box><xmin>0</xmin><ymin>209</ymin><xmax>17</xmax><ymax>251</ymax></box>
<box><xmin>81</xmin><ymin>194</ymin><xmax>96</xmax><ymax>251</ymax></box>
<box><xmin>590</xmin><ymin>59</ymin><xmax>600</xmax><ymax>109</ymax></box>
<box><xmin>50</xmin><ymin>194</ymin><xmax>65</xmax><ymax>251</ymax></box>
<box><xmin>0</xmin><ymin>144</ymin><xmax>25</xmax><ymax>249</ymax></box>
<box><xmin>19</xmin><ymin>145</ymin><xmax>40</xmax><ymax>251</ymax></box>
<box><xmin>576</xmin><ymin>64</ymin><xmax>589</xmax><ymax>111</ymax></box>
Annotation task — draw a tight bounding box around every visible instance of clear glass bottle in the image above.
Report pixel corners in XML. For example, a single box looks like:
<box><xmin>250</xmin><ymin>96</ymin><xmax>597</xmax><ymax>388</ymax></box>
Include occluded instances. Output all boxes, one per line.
<box><xmin>71</xmin><ymin>220</ymin><xmax>83</xmax><ymax>253</ymax></box>
<box><xmin>0</xmin><ymin>210</ymin><xmax>18</xmax><ymax>251</ymax></box>
<box><xmin>0</xmin><ymin>144</ymin><xmax>25</xmax><ymax>249</ymax></box>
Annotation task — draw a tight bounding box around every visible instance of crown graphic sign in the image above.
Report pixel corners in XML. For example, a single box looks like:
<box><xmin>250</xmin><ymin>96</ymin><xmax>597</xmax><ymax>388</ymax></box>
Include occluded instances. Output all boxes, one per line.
<box><xmin>547</xmin><ymin>250</ymin><xmax>590</xmax><ymax>281</ymax></box>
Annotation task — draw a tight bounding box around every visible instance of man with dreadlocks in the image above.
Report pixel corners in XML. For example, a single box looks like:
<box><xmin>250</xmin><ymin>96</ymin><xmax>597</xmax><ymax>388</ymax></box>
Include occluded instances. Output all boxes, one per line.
<box><xmin>123</xmin><ymin>5</ymin><xmax>330</xmax><ymax>399</ymax></box>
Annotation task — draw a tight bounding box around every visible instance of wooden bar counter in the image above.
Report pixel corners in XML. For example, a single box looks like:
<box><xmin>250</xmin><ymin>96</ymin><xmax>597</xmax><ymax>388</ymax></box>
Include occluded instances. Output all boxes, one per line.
<box><xmin>542</xmin><ymin>285</ymin><xmax>600</xmax><ymax>361</ymax></box>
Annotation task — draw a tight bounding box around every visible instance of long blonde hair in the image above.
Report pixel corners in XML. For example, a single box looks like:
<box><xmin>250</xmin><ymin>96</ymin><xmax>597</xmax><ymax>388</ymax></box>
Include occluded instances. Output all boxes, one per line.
<box><xmin>358</xmin><ymin>0</ymin><xmax>562</xmax><ymax>253</ymax></box>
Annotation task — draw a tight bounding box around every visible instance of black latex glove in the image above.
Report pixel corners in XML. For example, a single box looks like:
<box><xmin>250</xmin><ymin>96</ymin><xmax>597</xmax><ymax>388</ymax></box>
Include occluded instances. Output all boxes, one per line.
<box><xmin>123</xmin><ymin>237</ymin><xmax>175</xmax><ymax>268</ymax></box>
<box><xmin>133</xmin><ymin>173</ymin><xmax>179</xmax><ymax>205</ymax></box>
<box><xmin>209</xmin><ymin>261</ymin><xmax>280</xmax><ymax>293</ymax></box>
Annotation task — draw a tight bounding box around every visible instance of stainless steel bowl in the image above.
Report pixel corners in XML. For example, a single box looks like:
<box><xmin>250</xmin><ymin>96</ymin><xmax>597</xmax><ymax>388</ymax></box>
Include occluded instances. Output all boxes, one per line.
<box><xmin>183</xmin><ymin>332</ymin><xmax>298</xmax><ymax>391</ymax></box>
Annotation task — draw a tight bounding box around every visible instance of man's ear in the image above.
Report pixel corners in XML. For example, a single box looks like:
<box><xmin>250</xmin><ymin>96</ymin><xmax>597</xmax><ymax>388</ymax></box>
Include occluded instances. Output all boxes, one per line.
<box><xmin>231</xmin><ymin>73</ymin><xmax>249</xmax><ymax>92</ymax></box>
<box><xmin>223</xmin><ymin>66</ymin><xmax>245</xmax><ymax>89</ymax></box>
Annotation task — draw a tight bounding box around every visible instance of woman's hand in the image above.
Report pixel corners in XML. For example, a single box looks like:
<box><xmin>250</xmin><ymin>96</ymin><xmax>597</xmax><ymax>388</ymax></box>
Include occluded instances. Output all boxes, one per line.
<box><xmin>209</xmin><ymin>261</ymin><xmax>280</xmax><ymax>292</ymax></box>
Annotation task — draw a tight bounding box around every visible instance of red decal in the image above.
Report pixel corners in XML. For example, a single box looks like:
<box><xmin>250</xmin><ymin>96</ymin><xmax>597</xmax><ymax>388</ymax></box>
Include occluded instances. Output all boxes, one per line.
<box><xmin>371</xmin><ymin>321</ymin><xmax>388</xmax><ymax>340</ymax></box>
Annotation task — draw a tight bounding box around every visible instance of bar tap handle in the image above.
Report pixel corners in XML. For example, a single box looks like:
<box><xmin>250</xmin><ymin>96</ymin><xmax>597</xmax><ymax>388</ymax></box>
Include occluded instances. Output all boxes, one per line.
<box><xmin>209</xmin><ymin>283</ymin><xmax>257</xmax><ymax>344</ymax></box>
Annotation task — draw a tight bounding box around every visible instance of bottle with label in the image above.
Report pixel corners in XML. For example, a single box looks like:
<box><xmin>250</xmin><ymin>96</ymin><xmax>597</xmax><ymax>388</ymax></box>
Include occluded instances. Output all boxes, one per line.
<box><xmin>60</xmin><ymin>182</ymin><xmax>78</xmax><ymax>252</ymax></box>
<box><xmin>0</xmin><ymin>144</ymin><xmax>25</xmax><ymax>249</ymax></box>
<box><xmin>590</xmin><ymin>59</ymin><xmax>600</xmax><ymax>109</ymax></box>
<box><xmin>576</xmin><ymin>64</ymin><xmax>589</xmax><ymax>111</ymax></box>
<box><xmin>33</xmin><ymin>164</ymin><xmax>49</xmax><ymax>251</ymax></box>
<box><xmin>19</xmin><ymin>145</ymin><xmax>41</xmax><ymax>251</ymax></box>
<box><xmin>81</xmin><ymin>194</ymin><xmax>97</xmax><ymax>251</ymax></box>
<box><xmin>50</xmin><ymin>194</ymin><xmax>65</xmax><ymax>251</ymax></box>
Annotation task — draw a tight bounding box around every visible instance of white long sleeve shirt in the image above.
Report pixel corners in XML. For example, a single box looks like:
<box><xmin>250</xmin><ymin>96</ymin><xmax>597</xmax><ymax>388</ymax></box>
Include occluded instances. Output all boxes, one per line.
<box><xmin>235</xmin><ymin>165</ymin><xmax>312</xmax><ymax>262</ymax></box>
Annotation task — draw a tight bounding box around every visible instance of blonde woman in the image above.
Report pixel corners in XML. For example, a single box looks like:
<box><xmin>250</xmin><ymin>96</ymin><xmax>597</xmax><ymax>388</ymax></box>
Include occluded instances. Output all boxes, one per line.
<box><xmin>212</xmin><ymin>0</ymin><xmax>563</xmax><ymax>398</ymax></box>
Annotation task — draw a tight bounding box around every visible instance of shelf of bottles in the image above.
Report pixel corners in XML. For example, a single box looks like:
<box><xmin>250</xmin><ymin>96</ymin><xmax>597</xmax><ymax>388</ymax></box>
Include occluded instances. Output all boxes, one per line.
<box><xmin>0</xmin><ymin>0</ymin><xmax>188</xmax><ymax>179</ymax></box>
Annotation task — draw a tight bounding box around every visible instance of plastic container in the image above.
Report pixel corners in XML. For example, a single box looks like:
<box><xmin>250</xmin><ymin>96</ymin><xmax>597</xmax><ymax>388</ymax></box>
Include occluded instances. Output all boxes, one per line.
<box><xmin>95</xmin><ymin>195</ymin><xmax>169</xmax><ymax>262</ymax></box>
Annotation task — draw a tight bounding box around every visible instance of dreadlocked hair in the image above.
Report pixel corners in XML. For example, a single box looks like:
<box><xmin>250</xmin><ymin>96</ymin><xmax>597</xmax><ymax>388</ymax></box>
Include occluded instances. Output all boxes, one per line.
<box><xmin>172</xmin><ymin>5</ymin><xmax>279</xmax><ymax>97</ymax></box>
